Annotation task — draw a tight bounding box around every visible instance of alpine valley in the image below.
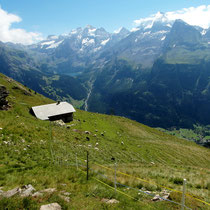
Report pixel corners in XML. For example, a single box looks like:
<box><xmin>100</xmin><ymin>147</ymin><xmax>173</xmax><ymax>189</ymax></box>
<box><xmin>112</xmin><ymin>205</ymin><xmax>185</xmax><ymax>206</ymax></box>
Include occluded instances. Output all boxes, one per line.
<box><xmin>1</xmin><ymin>12</ymin><xmax>210</xmax><ymax>142</ymax></box>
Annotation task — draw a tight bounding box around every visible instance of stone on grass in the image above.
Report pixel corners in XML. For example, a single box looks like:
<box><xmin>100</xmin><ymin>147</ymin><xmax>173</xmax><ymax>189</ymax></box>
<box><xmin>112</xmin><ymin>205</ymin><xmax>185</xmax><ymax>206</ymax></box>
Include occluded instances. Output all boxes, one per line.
<box><xmin>20</xmin><ymin>184</ymin><xmax>36</xmax><ymax>197</ymax></box>
<box><xmin>54</xmin><ymin>120</ymin><xmax>66</xmax><ymax>127</ymax></box>
<box><xmin>152</xmin><ymin>191</ymin><xmax>170</xmax><ymax>201</ymax></box>
<box><xmin>107</xmin><ymin>199</ymin><xmax>119</xmax><ymax>204</ymax></box>
<box><xmin>32</xmin><ymin>192</ymin><xmax>43</xmax><ymax>197</ymax></box>
<box><xmin>40</xmin><ymin>203</ymin><xmax>61</xmax><ymax>210</ymax></box>
<box><xmin>40</xmin><ymin>188</ymin><xmax>57</xmax><ymax>193</ymax></box>
<box><xmin>101</xmin><ymin>198</ymin><xmax>119</xmax><ymax>204</ymax></box>
<box><xmin>2</xmin><ymin>187</ymin><xmax>20</xmax><ymax>198</ymax></box>
<box><xmin>152</xmin><ymin>194</ymin><xmax>161</xmax><ymax>201</ymax></box>
<box><xmin>60</xmin><ymin>191</ymin><xmax>71</xmax><ymax>196</ymax></box>
<box><xmin>63</xmin><ymin>192</ymin><xmax>71</xmax><ymax>196</ymax></box>
<box><xmin>59</xmin><ymin>194</ymin><xmax>70</xmax><ymax>202</ymax></box>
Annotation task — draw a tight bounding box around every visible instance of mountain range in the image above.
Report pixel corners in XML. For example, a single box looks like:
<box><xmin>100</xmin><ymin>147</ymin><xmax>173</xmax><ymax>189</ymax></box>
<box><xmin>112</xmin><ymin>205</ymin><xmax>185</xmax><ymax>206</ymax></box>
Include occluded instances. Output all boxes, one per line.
<box><xmin>1</xmin><ymin>12</ymin><xmax>210</xmax><ymax>128</ymax></box>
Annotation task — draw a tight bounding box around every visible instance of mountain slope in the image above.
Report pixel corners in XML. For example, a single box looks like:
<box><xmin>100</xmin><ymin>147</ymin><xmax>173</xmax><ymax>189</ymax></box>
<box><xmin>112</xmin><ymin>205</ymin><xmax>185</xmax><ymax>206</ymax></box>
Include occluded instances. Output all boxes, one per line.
<box><xmin>0</xmin><ymin>42</ymin><xmax>87</xmax><ymax>106</ymax></box>
<box><xmin>0</xmin><ymin>73</ymin><xmax>210</xmax><ymax>209</ymax></box>
<box><xmin>85</xmin><ymin>20</ymin><xmax>210</xmax><ymax>129</ymax></box>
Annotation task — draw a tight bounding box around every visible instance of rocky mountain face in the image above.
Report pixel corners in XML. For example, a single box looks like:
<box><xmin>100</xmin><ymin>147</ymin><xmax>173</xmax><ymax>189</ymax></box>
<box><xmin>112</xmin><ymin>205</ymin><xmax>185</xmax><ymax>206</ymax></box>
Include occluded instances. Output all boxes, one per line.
<box><xmin>27</xmin><ymin>25</ymin><xmax>130</xmax><ymax>75</ymax></box>
<box><xmin>1</xmin><ymin>15</ymin><xmax>210</xmax><ymax>128</ymax></box>
<box><xmin>0</xmin><ymin>85</ymin><xmax>9</xmax><ymax>110</ymax></box>
<box><xmin>85</xmin><ymin>19</ymin><xmax>210</xmax><ymax>128</ymax></box>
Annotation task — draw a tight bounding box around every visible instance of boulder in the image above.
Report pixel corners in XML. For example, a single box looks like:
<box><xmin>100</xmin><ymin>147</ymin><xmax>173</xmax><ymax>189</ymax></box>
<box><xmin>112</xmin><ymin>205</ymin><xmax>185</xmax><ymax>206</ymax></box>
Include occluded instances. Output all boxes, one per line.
<box><xmin>40</xmin><ymin>203</ymin><xmax>61</xmax><ymax>210</ymax></box>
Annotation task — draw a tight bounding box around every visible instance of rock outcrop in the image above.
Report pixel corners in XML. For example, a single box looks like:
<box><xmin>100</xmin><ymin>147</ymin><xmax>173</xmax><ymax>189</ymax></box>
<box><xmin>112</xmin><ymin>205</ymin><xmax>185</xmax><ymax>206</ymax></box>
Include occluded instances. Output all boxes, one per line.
<box><xmin>40</xmin><ymin>203</ymin><xmax>62</xmax><ymax>210</ymax></box>
<box><xmin>0</xmin><ymin>85</ymin><xmax>9</xmax><ymax>110</ymax></box>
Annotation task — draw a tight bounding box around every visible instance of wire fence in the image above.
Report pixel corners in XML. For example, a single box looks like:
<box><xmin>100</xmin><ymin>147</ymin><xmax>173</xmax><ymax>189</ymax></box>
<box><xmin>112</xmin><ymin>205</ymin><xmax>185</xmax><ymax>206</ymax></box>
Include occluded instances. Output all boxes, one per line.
<box><xmin>48</xmin><ymin>149</ymin><xmax>210</xmax><ymax>209</ymax></box>
<box><xmin>48</xmin><ymin>131</ymin><xmax>210</xmax><ymax>209</ymax></box>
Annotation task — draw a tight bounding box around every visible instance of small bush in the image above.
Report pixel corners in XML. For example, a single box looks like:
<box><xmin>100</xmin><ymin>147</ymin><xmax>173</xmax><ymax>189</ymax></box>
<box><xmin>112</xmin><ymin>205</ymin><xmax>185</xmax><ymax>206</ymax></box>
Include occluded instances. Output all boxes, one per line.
<box><xmin>205</xmin><ymin>182</ymin><xmax>210</xmax><ymax>190</ymax></box>
<box><xmin>170</xmin><ymin>177</ymin><xmax>183</xmax><ymax>185</ymax></box>
<box><xmin>195</xmin><ymin>184</ymin><xmax>202</xmax><ymax>189</ymax></box>
<box><xmin>136</xmin><ymin>183</ymin><xmax>143</xmax><ymax>189</ymax></box>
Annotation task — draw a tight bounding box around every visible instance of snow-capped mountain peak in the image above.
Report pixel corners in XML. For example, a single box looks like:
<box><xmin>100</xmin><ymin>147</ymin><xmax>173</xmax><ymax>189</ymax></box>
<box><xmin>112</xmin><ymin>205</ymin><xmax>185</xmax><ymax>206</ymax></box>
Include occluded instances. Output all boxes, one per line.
<box><xmin>47</xmin><ymin>35</ymin><xmax>59</xmax><ymax>40</ymax></box>
<box><xmin>133</xmin><ymin>11</ymin><xmax>173</xmax><ymax>32</ymax></box>
<box><xmin>114</xmin><ymin>27</ymin><xmax>130</xmax><ymax>36</ymax></box>
<box><xmin>114</xmin><ymin>27</ymin><xmax>124</xmax><ymax>34</ymax></box>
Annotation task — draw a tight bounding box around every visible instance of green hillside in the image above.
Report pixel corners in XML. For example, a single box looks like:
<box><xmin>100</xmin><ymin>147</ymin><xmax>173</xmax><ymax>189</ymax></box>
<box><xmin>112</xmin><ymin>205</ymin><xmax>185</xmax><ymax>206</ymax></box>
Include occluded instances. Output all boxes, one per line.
<box><xmin>0</xmin><ymin>73</ymin><xmax>210</xmax><ymax>209</ymax></box>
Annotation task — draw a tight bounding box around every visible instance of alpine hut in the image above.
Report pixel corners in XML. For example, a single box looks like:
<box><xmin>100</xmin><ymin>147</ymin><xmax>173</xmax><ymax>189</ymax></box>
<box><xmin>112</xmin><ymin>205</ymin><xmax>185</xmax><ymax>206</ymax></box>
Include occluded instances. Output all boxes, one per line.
<box><xmin>30</xmin><ymin>101</ymin><xmax>76</xmax><ymax>122</ymax></box>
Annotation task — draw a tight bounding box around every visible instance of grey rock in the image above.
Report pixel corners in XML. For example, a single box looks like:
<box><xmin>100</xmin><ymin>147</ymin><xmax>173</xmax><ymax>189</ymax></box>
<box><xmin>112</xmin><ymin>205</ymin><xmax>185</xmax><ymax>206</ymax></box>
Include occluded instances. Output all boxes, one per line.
<box><xmin>54</xmin><ymin>120</ymin><xmax>66</xmax><ymax>127</ymax></box>
<box><xmin>107</xmin><ymin>199</ymin><xmax>119</xmax><ymax>204</ymax></box>
<box><xmin>152</xmin><ymin>194</ymin><xmax>161</xmax><ymax>201</ymax></box>
<box><xmin>40</xmin><ymin>188</ymin><xmax>57</xmax><ymax>193</ymax></box>
<box><xmin>2</xmin><ymin>187</ymin><xmax>20</xmax><ymax>198</ymax></box>
<box><xmin>101</xmin><ymin>198</ymin><xmax>119</xmax><ymax>204</ymax></box>
<box><xmin>20</xmin><ymin>184</ymin><xmax>36</xmax><ymax>197</ymax></box>
<box><xmin>59</xmin><ymin>194</ymin><xmax>70</xmax><ymax>202</ymax></box>
<box><xmin>32</xmin><ymin>192</ymin><xmax>43</xmax><ymax>197</ymax></box>
<box><xmin>60</xmin><ymin>191</ymin><xmax>71</xmax><ymax>196</ymax></box>
<box><xmin>63</xmin><ymin>192</ymin><xmax>71</xmax><ymax>196</ymax></box>
<box><xmin>40</xmin><ymin>203</ymin><xmax>61</xmax><ymax>210</ymax></box>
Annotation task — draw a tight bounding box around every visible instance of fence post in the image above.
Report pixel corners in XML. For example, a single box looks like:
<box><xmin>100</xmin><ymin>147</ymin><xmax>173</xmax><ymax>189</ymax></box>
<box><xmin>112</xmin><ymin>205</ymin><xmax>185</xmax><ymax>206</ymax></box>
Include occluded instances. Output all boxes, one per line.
<box><xmin>87</xmin><ymin>151</ymin><xmax>89</xmax><ymax>180</ymax></box>
<box><xmin>76</xmin><ymin>153</ymin><xmax>78</xmax><ymax>170</ymax></box>
<box><xmin>49</xmin><ymin>121</ymin><xmax>54</xmax><ymax>164</ymax></box>
<box><xmin>114</xmin><ymin>162</ymin><xmax>117</xmax><ymax>192</ymax></box>
<box><xmin>181</xmin><ymin>179</ymin><xmax>187</xmax><ymax>210</ymax></box>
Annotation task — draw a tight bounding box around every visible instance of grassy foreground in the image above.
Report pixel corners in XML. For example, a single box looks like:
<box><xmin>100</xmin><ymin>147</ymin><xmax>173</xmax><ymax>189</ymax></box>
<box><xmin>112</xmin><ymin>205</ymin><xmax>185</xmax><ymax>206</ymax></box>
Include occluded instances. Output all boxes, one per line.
<box><xmin>0</xmin><ymin>73</ymin><xmax>210</xmax><ymax>209</ymax></box>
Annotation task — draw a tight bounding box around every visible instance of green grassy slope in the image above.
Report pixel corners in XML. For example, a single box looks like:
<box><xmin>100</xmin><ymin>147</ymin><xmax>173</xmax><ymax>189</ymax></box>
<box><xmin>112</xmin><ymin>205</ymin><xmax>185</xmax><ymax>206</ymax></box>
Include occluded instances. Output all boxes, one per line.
<box><xmin>0</xmin><ymin>73</ymin><xmax>210</xmax><ymax>209</ymax></box>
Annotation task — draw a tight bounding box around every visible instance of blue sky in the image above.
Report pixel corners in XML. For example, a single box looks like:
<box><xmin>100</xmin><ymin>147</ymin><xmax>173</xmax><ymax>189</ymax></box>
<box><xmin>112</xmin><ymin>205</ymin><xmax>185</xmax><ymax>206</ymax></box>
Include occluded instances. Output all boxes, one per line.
<box><xmin>0</xmin><ymin>0</ymin><xmax>210</xmax><ymax>44</ymax></box>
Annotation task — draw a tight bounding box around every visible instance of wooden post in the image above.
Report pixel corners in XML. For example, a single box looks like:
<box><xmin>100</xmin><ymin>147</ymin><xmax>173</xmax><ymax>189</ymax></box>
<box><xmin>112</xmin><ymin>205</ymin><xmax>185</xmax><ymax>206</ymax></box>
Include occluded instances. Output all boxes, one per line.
<box><xmin>114</xmin><ymin>162</ymin><xmax>117</xmax><ymax>192</ymax></box>
<box><xmin>76</xmin><ymin>153</ymin><xmax>78</xmax><ymax>170</ymax></box>
<box><xmin>49</xmin><ymin>121</ymin><xmax>54</xmax><ymax>164</ymax></box>
<box><xmin>86</xmin><ymin>151</ymin><xmax>89</xmax><ymax>180</ymax></box>
<box><xmin>181</xmin><ymin>179</ymin><xmax>187</xmax><ymax>210</ymax></box>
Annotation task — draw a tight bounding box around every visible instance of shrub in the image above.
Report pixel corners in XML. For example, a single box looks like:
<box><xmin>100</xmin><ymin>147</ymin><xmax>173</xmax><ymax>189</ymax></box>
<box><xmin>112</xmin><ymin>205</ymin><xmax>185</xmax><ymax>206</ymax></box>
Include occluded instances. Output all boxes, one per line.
<box><xmin>170</xmin><ymin>177</ymin><xmax>183</xmax><ymax>185</ymax></box>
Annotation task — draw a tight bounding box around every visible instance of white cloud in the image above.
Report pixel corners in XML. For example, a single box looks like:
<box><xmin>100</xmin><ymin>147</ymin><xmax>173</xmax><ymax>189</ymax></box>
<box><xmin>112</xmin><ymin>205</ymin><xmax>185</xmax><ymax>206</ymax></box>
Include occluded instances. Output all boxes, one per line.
<box><xmin>134</xmin><ymin>5</ymin><xmax>210</xmax><ymax>29</ymax></box>
<box><xmin>0</xmin><ymin>7</ymin><xmax>43</xmax><ymax>45</ymax></box>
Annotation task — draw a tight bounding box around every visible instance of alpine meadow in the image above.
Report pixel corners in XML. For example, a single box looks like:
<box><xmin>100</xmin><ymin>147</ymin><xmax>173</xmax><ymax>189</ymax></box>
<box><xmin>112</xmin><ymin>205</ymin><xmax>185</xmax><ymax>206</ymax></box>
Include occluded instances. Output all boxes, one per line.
<box><xmin>0</xmin><ymin>1</ymin><xmax>210</xmax><ymax>209</ymax></box>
